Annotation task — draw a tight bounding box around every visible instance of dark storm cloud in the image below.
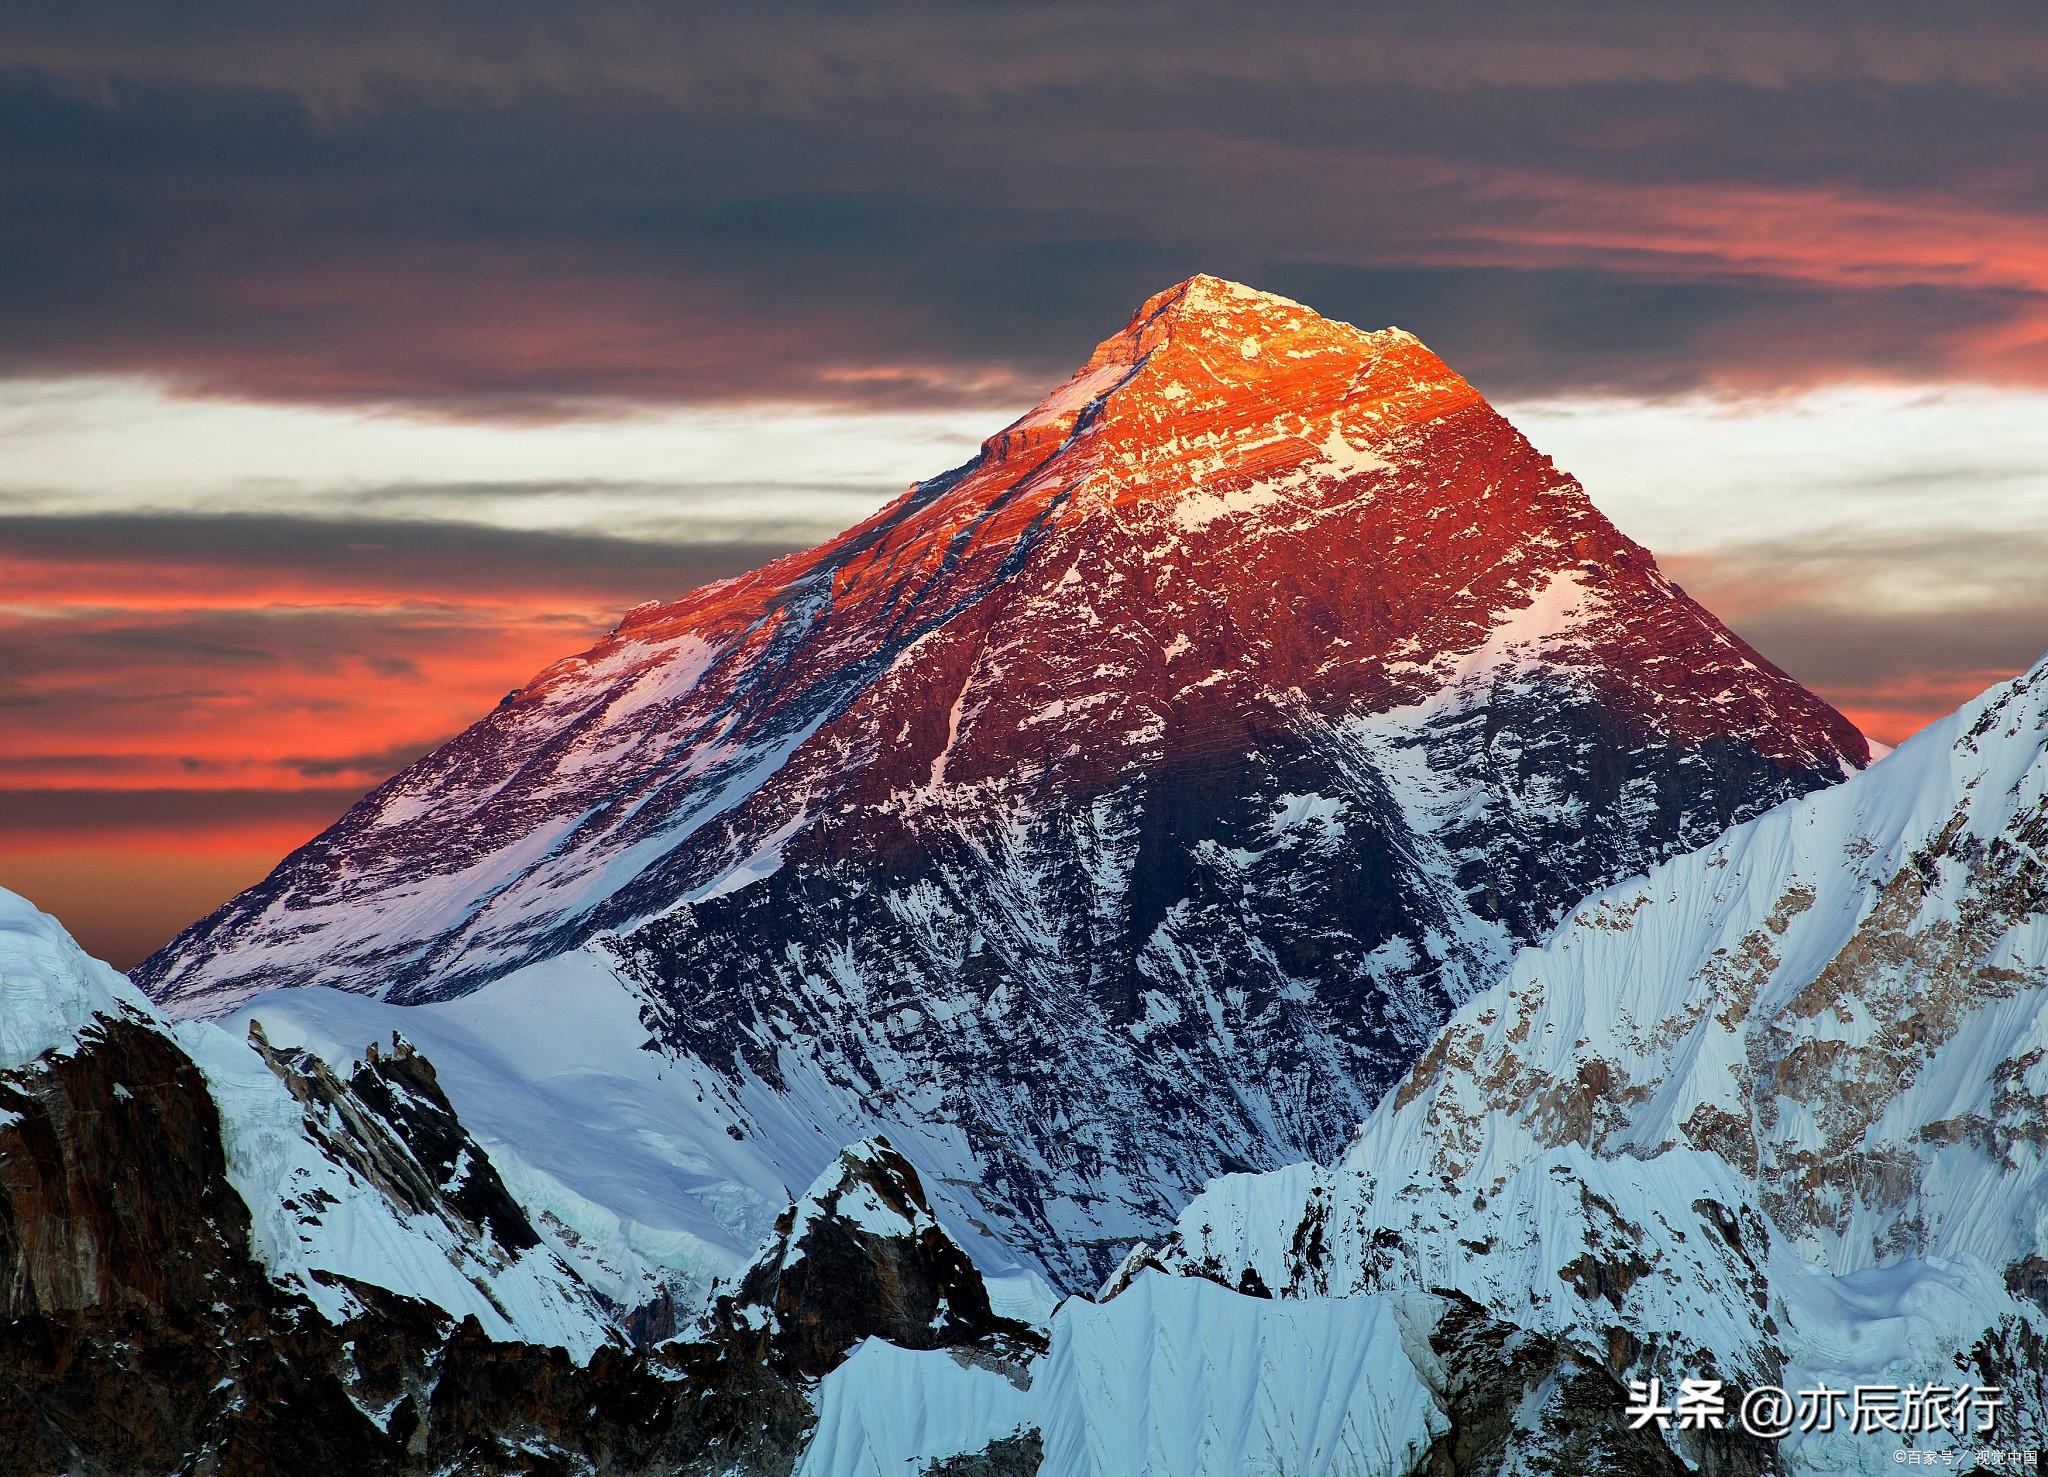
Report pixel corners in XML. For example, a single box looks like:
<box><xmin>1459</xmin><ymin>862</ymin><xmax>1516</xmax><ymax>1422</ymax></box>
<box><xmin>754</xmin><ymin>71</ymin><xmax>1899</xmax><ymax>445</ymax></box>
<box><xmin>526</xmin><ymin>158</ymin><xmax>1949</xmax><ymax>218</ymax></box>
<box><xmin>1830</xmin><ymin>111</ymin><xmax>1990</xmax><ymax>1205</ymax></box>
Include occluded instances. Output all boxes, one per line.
<box><xmin>9</xmin><ymin>3</ymin><xmax>2048</xmax><ymax>104</ymax></box>
<box><xmin>2</xmin><ymin>4</ymin><xmax>2045</xmax><ymax>414</ymax></box>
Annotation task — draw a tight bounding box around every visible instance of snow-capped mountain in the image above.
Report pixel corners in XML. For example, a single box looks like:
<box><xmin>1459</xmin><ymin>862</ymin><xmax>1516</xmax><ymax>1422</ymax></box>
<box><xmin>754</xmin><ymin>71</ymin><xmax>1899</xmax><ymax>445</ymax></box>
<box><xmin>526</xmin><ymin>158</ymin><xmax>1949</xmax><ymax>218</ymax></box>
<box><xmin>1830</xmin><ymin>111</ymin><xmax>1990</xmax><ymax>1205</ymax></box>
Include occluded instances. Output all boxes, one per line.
<box><xmin>837</xmin><ymin>647</ymin><xmax>2036</xmax><ymax>1475</ymax></box>
<box><xmin>17</xmin><ymin>640</ymin><xmax>2040</xmax><ymax>1472</ymax></box>
<box><xmin>138</xmin><ymin>276</ymin><xmax>1869</xmax><ymax>1286</ymax></box>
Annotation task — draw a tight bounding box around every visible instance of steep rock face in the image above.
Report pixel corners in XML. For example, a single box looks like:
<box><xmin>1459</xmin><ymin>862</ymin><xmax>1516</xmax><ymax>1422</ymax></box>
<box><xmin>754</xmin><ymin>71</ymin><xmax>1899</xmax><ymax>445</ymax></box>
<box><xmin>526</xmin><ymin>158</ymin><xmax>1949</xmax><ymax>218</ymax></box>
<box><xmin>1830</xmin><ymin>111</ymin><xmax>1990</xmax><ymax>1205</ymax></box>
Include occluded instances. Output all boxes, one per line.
<box><xmin>0</xmin><ymin>1009</ymin><xmax>390</xmax><ymax>1476</ymax></box>
<box><xmin>1412</xmin><ymin>1293</ymin><xmax>1703</xmax><ymax>1477</ymax></box>
<box><xmin>1</xmin><ymin>1007</ymin><xmax>232</xmax><ymax>1325</ymax></box>
<box><xmin>141</xmin><ymin>276</ymin><xmax>1867</xmax><ymax>1282</ymax></box>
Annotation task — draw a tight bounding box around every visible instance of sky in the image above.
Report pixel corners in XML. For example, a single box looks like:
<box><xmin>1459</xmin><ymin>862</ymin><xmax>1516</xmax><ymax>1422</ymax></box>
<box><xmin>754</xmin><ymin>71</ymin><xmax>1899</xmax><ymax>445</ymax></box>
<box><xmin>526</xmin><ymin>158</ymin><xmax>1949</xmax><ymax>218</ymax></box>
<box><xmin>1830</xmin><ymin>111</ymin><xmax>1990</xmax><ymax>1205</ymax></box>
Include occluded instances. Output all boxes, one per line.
<box><xmin>3</xmin><ymin>2</ymin><xmax>2046</xmax><ymax>968</ymax></box>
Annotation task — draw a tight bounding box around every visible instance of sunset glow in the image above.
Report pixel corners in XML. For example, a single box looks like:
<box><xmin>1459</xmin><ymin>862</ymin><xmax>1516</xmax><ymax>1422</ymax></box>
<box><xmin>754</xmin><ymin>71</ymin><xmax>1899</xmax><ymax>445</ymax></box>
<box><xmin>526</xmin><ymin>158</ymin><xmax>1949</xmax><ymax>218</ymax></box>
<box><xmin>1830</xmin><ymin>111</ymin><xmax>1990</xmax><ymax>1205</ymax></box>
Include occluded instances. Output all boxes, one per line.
<box><xmin>3</xmin><ymin>4</ymin><xmax>2044</xmax><ymax>966</ymax></box>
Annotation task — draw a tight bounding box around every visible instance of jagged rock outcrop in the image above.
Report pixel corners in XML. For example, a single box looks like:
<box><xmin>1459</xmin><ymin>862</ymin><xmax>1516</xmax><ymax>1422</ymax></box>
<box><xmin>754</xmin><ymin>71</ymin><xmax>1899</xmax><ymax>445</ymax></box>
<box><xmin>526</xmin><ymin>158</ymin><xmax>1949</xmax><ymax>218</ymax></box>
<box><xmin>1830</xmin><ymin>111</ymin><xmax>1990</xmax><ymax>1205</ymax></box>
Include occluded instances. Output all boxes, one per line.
<box><xmin>1413</xmin><ymin>1292</ymin><xmax>1707</xmax><ymax>1477</ymax></box>
<box><xmin>140</xmin><ymin>276</ymin><xmax>1868</xmax><ymax>1286</ymax></box>
<box><xmin>703</xmin><ymin>1138</ymin><xmax>1042</xmax><ymax>1378</ymax></box>
<box><xmin>245</xmin><ymin>1021</ymin><xmax>542</xmax><ymax>1259</ymax></box>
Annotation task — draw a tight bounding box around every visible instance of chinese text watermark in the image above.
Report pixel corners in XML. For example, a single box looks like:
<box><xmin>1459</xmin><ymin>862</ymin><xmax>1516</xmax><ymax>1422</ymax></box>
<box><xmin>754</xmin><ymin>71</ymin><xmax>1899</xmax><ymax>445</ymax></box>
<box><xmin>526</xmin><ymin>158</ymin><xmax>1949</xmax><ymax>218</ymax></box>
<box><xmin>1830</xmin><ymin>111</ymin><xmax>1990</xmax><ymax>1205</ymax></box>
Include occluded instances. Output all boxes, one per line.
<box><xmin>1625</xmin><ymin>1377</ymin><xmax>2012</xmax><ymax>1442</ymax></box>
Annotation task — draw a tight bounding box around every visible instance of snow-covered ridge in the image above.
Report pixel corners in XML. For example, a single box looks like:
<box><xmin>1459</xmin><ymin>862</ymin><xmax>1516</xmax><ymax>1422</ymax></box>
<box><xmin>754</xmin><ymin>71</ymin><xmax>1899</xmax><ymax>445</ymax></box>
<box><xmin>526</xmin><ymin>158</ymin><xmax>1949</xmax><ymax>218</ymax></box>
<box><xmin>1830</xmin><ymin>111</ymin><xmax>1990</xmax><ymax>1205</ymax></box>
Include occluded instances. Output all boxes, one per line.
<box><xmin>1142</xmin><ymin>652</ymin><xmax>2048</xmax><ymax>1470</ymax></box>
<box><xmin>0</xmin><ymin>886</ymin><xmax>614</xmax><ymax>1357</ymax></box>
<box><xmin>0</xmin><ymin>887</ymin><xmax>156</xmax><ymax>1071</ymax></box>
<box><xmin>799</xmin><ymin>1275</ymin><xmax>1445</xmax><ymax>1477</ymax></box>
<box><xmin>1357</xmin><ymin>648</ymin><xmax>2048</xmax><ymax>1274</ymax></box>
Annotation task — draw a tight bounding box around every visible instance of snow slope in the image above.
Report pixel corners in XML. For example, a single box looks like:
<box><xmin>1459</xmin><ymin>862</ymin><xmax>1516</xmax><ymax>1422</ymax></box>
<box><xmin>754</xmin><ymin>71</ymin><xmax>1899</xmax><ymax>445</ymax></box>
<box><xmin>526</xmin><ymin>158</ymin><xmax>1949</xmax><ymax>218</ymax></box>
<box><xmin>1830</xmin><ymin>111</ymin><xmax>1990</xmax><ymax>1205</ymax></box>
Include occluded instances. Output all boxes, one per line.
<box><xmin>799</xmin><ymin>1275</ymin><xmax>1443</xmax><ymax>1477</ymax></box>
<box><xmin>0</xmin><ymin>885</ymin><xmax>156</xmax><ymax>1071</ymax></box>
<box><xmin>225</xmin><ymin>956</ymin><xmax>1061</xmax><ymax>1325</ymax></box>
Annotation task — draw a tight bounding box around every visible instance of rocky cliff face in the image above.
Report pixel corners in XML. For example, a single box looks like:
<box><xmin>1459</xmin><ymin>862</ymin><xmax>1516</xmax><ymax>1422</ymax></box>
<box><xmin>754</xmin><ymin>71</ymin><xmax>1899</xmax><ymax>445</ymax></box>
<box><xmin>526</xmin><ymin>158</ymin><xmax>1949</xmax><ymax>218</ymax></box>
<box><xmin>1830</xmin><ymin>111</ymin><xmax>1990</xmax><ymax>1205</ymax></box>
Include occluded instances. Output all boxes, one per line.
<box><xmin>0</xmin><ymin>1006</ymin><xmax>383</xmax><ymax>1475</ymax></box>
<box><xmin>138</xmin><ymin>276</ymin><xmax>1868</xmax><ymax>1286</ymax></box>
<box><xmin>0</xmin><ymin>888</ymin><xmax>1029</xmax><ymax>1475</ymax></box>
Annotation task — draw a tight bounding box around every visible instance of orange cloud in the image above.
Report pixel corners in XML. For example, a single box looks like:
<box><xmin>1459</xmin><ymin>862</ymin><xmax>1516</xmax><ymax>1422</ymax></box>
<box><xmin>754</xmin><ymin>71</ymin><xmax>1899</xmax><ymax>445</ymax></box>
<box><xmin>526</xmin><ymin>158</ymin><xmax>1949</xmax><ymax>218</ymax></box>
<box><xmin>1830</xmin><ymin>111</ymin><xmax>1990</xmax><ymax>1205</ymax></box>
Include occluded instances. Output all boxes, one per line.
<box><xmin>1458</xmin><ymin>176</ymin><xmax>2048</xmax><ymax>384</ymax></box>
<box><xmin>0</xmin><ymin>522</ymin><xmax>784</xmax><ymax>965</ymax></box>
<box><xmin>0</xmin><ymin>600</ymin><xmax>603</xmax><ymax>969</ymax></box>
<box><xmin>1659</xmin><ymin>549</ymin><xmax>2047</xmax><ymax>748</ymax></box>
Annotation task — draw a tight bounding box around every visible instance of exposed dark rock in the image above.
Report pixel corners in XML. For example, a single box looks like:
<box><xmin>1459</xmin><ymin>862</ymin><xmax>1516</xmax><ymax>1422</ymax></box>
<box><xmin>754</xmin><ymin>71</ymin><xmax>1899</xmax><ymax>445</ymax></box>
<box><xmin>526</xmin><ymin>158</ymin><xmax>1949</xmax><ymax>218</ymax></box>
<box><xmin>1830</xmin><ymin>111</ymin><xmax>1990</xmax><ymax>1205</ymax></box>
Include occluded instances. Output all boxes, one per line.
<box><xmin>704</xmin><ymin>1138</ymin><xmax>1045</xmax><ymax>1380</ymax></box>
<box><xmin>0</xmin><ymin>1024</ymin><xmax>1032</xmax><ymax>1475</ymax></box>
<box><xmin>247</xmin><ymin>1022</ymin><xmax>545</xmax><ymax>1257</ymax></box>
<box><xmin>0</xmin><ymin>1017</ymin><xmax>400</xmax><ymax>1475</ymax></box>
<box><xmin>1413</xmin><ymin>1290</ymin><xmax>1774</xmax><ymax>1477</ymax></box>
<box><xmin>922</xmin><ymin>1428</ymin><xmax>1045</xmax><ymax>1476</ymax></box>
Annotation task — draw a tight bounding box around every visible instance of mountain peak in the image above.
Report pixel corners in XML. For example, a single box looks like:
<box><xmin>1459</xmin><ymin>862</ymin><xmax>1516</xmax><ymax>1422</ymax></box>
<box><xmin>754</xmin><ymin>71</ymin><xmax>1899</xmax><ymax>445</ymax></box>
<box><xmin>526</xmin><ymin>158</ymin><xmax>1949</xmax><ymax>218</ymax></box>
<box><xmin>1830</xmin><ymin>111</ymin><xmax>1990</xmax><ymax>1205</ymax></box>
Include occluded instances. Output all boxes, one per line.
<box><xmin>1130</xmin><ymin>273</ymin><xmax>1414</xmax><ymax>358</ymax></box>
<box><xmin>1106</xmin><ymin>273</ymin><xmax>1409</xmax><ymax>376</ymax></box>
<box><xmin>975</xmin><ymin>275</ymin><xmax>1463</xmax><ymax>484</ymax></box>
<box><xmin>1143</xmin><ymin>272</ymin><xmax>1308</xmax><ymax>319</ymax></box>
<box><xmin>141</xmin><ymin>278</ymin><xmax>1869</xmax><ymax>1282</ymax></box>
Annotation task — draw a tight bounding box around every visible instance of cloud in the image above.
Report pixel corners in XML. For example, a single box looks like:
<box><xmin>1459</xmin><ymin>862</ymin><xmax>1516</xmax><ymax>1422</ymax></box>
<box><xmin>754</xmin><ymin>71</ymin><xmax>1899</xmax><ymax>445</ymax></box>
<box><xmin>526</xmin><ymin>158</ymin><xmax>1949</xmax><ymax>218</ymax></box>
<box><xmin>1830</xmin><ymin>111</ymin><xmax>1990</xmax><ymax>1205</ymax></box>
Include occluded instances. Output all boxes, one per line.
<box><xmin>278</xmin><ymin>740</ymin><xmax>435</xmax><ymax>779</ymax></box>
<box><xmin>0</xmin><ymin>510</ymin><xmax>802</xmax><ymax>802</ymax></box>
<box><xmin>1662</xmin><ymin>528</ymin><xmax>2048</xmax><ymax>744</ymax></box>
<box><xmin>7</xmin><ymin>3</ymin><xmax>2048</xmax><ymax>111</ymax></box>
<box><xmin>0</xmin><ymin>10</ymin><xmax>2044</xmax><ymax>417</ymax></box>
<box><xmin>1</xmin><ymin>784</ymin><xmax>370</xmax><ymax>832</ymax></box>
<box><xmin>0</xmin><ymin>511</ymin><xmax>794</xmax><ymax>604</ymax></box>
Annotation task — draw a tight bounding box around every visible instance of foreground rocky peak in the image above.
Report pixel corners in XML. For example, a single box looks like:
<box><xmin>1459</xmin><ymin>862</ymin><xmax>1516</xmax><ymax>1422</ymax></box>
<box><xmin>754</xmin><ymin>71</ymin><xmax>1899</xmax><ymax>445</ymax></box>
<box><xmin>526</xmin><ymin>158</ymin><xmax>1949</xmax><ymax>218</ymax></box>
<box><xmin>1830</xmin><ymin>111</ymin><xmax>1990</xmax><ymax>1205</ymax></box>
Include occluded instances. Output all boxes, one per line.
<box><xmin>0</xmin><ymin>887</ymin><xmax>1031</xmax><ymax>1474</ymax></box>
<box><xmin>702</xmin><ymin>1138</ymin><xmax>1039</xmax><ymax>1379</ymax></box>
<box><xmin>0</xmin><ymin>890</ymin><xmax>609</xmax><ymax>1353</ymax></box>
<box><xmin>141</xmin><ymin>278</ymin><xmax>1867</xmax><ymax>1286</ymax></box>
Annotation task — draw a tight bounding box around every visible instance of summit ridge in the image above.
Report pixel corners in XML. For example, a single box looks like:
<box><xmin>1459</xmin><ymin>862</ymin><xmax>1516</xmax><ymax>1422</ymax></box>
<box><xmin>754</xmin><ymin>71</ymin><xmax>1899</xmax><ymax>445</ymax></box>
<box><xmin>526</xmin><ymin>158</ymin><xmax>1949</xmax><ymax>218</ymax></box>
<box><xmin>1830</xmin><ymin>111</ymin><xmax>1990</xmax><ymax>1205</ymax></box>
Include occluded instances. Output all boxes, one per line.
<box><xmin>974</xmin><ymin>271</ymin><xmax>1450</xmax><ymax>487</ymax></box>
